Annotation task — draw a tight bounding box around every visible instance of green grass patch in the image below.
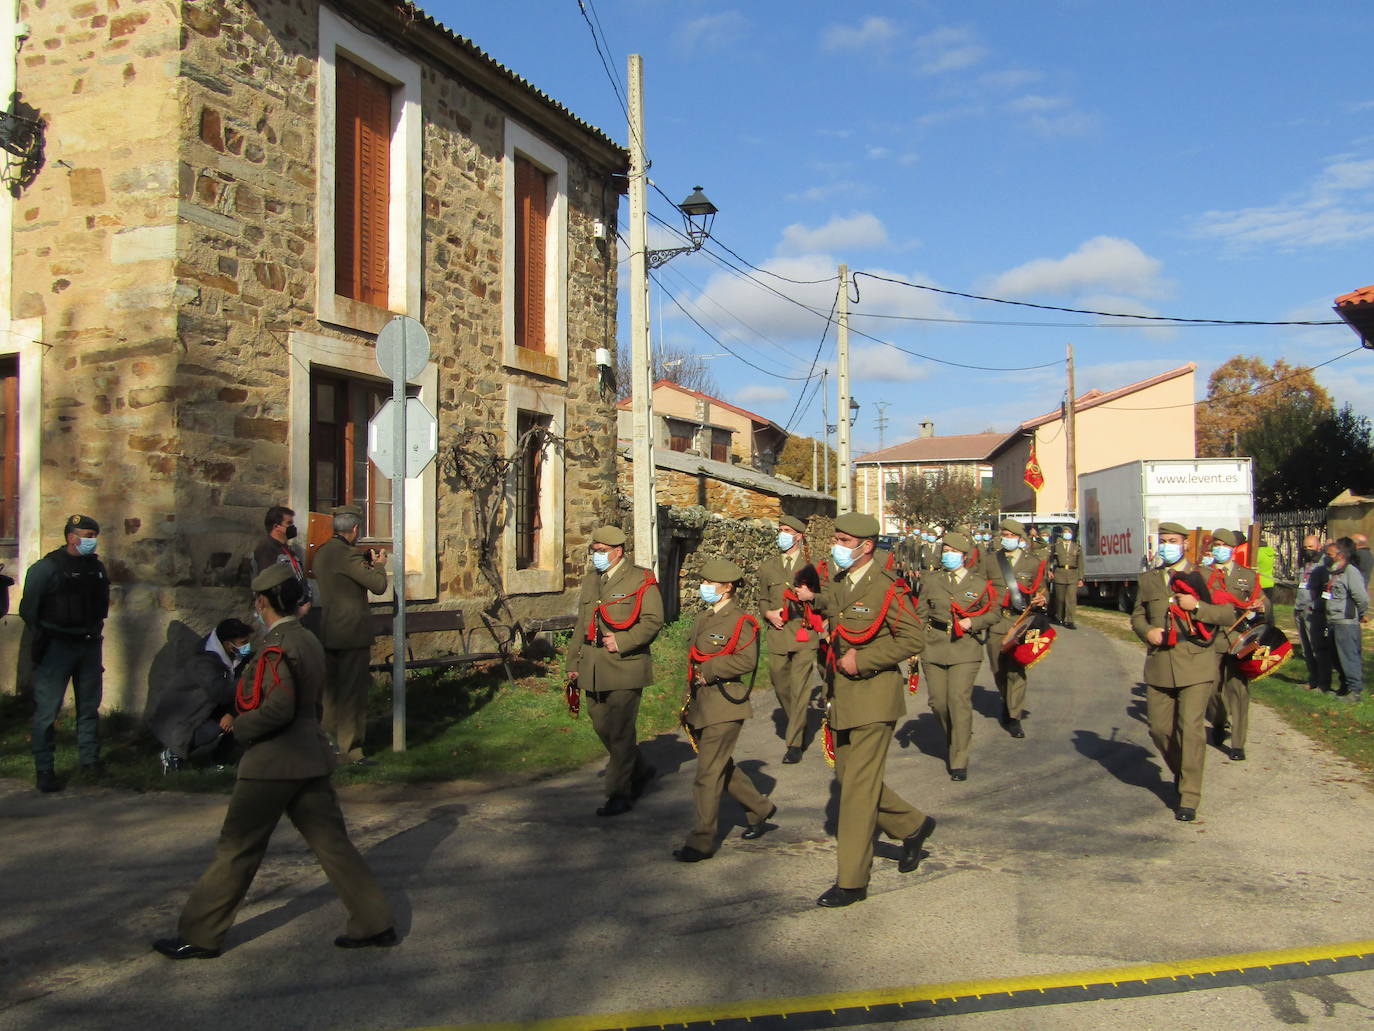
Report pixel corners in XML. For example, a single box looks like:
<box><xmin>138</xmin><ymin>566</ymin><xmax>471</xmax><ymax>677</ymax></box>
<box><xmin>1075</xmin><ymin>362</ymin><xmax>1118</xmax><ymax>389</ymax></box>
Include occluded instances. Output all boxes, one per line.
<box><xmin>1</xmin><ymin>620</ymin><xmax>710</xmax><ymax>793</ymax></box>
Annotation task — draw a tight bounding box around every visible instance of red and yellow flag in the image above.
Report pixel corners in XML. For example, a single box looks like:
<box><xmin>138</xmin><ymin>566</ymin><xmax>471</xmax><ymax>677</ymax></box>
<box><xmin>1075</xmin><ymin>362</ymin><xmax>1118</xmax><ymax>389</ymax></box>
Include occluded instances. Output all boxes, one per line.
<box><xmin>1024</xmin><ymin>441</ymin><xmax>1045</xmax><ymax>492</ymax></box>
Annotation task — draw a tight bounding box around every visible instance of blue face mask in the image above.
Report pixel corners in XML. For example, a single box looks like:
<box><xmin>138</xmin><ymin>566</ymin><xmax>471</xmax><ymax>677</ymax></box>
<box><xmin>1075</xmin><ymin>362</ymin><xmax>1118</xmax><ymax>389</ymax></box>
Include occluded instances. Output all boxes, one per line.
<box><xmin>940</xmin><ymin>551</ymin><xmax>963</xmax><ymax>571</ymax></box>
<box><xmin>832</xmin><ymin>544</ymin><xmax>857</xmax><ymax>570</ymax></box>
<box><xmin>1062</xmin><ymin>533</ymin><xmax>1073</xmax><ymax>543</ymax></box>
<box><xmin>237</xmin><ymin>642</ymin><xmax>252</xmax><ymax>657</ymax></box>
<box><xmin>76</xmin><ymin>536</ymin><xmax>98</xmax><ymax>556</ymax></box>
<box><xmin>1201</xmin><ymin>555</ymin><xmax>1214</xmax><ymax>566</ymax></box>
<box><xmin>1159</xmin><ymin>542</ymin><xmax>1184</xmax><ymax>566</ymax></box>
<box><xmin>777</xmin><ymin>532</ymin><xmax>795</xmax><ymax>552</ymax></box>
<box><xmin>591</xmin><ymin>551</ymin><xmax>611</xmax><ymax>573</ymax></box>
<box><xmin>699</xmin><ymin>583</ymin><xmax>722</xmax><ymax>605</ymax></box>
<box><xmin>1211</xmin><ymin>545</ymin><xmax>1233</xmax><ymax>564</ymax></box>
<box><xmin>1001</xmin><ymin>536</ymin><xmax>1019</xmax><ymax>552</ymax></box>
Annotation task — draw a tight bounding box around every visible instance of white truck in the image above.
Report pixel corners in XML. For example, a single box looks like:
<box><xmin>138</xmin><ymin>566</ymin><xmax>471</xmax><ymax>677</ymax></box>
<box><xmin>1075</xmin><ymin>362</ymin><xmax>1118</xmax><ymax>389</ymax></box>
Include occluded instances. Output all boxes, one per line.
<box><xmin>1079</xmin><ymin>458</ymin><xmax>1254</xmax><ymax>609</ymax></box>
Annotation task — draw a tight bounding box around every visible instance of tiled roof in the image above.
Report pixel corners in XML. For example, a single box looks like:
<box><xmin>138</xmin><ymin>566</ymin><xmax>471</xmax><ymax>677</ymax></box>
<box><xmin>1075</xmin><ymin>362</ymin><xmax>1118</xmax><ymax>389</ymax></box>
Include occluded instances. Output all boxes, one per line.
<box><xmin>618</xmin><ymin>381</ymin><xmax>786</xmax><ymax>436</ymax></box>
<box><xmin>1335</xmin><ymin>285</ymin><xmax>1374</xmax><ymax>308</ymax></box>
<box><xmin>855</xmin><ymin>432</ymin><xmax>1005</xmax><ymax>465</ymax></box>
<box><xmin>620</xmin><ymin>446</ymin><xmax>831</xmax><ymax>500</ymax></box>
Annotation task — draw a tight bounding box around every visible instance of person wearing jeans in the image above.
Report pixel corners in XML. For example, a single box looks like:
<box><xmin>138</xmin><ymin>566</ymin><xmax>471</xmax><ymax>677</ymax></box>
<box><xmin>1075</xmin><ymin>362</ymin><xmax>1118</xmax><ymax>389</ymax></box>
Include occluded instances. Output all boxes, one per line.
<box><xmin>1311</xmin><ymin>542</ymin><xmax>1368</xmax><ymax>699</ymax></box>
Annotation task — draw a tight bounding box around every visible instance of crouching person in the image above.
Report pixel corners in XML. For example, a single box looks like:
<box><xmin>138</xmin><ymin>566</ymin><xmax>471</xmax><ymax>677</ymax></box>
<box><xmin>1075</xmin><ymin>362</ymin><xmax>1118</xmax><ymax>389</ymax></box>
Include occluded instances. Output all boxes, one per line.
<box><xmin>149</xmin><ymin>618</ymin><xmax>253</xmax><ymax>772</ymax></box>
<box><xmin>674</xmin><ymin>558</ymin><xmax>776</xmax><ymax>862</ymax></box>
<box><xmin>153</xmin><ymin>565</ymin><xmax>394</xmax><ymax>959</ymax></box>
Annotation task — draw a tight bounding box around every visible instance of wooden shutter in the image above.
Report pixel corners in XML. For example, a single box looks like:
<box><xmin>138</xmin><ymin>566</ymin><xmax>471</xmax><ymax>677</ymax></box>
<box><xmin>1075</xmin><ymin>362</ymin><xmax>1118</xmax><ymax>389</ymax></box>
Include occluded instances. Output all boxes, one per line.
<box><xmin>0</xmin><ymin>358</ymin><xmax>16</xmax><ymax>541</ymax></box>
<box><xmin>336</xmin><ymin>57</ymin><xmax>391</xmax><ymax>308</ymax></box>
<box><xmin>514</xmin><ymin>156</ymin><xmax>548</xmax><ymax>351</ymax></box>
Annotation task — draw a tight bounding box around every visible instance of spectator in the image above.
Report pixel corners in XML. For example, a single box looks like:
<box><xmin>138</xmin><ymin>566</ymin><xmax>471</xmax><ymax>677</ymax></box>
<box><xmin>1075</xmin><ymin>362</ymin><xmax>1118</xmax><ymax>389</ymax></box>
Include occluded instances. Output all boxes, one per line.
<box><xmin>1352</xmin><ymin>532</ymin><xmax>1373</xmax><ymax>586</ymax></box>
<box><xmin>149</xmin><ymin>618</ymin><xmax>253</xmax><ymax>771</ymax></box>
<box><xmin>1310</xmin><ymin>541</ymin><xmax>1369</xmax><ymax>700</ymax></box>
<box><xmin>1255</xmin><ymin>540</ymin><xmax>1276</xmax><ymax>610</ymax></box>
<box><xmin>252</xmin><ymin>505</ymin><xmax>313</xmax><ymax>623</ymax></box>
<box><xmin>1294</xmin><ymin>534</ymin><xmax>1323</xmax><ymax>689</ymax></box>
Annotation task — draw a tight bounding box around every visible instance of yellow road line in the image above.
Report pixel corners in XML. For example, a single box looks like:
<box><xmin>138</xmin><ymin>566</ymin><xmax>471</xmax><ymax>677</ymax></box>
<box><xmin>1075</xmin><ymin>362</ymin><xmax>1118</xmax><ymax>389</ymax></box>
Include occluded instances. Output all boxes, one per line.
<box><xmin>406</xmin><ymin>938</ymin><xmax>1374</xmax><ymax>1031</ymax></box>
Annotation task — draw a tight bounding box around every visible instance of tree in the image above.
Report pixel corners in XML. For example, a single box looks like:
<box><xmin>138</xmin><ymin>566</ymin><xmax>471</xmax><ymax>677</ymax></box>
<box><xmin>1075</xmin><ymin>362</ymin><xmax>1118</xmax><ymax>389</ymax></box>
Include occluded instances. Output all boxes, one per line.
<box><xmin>1247</xmin><ymin>403</ymin><xmax>1374</xmax><ymax>509</ymax></box>
<box><xmin>614</xmin><ymin>339</ymin><xmax>720</xmax><ymax>401</ymax></box>
<box><xmin>890</xmin><ymin>468</ymin><xmax>999</xmax><ymax>531</ymax></box>
<box><xmin>1195</xmin><ymin>354</ymin><xmax>1332</xmax><ymax>457</ymax></box>
<box><xmin>774</xmin><ymin>433</ymin><xmax>836</xmax><ymax>489</ymax></box>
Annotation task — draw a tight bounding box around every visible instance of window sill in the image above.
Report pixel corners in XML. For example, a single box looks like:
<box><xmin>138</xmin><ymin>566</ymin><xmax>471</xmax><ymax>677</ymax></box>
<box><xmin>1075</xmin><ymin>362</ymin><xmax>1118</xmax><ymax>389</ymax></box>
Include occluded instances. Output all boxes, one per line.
<box><xmin>319</xmin><ymin>294</ymin><xmax>398</xmax><ymax>337</ymax></box>
<box><xmin>506</xmin><ymin>346</ymin><xmax>563</xmax><ymax>382</ymax></box>
<box><xmin>508</xmin><ymin>567</ymin><xmax>561</xmax><ymax>595</ymax></box>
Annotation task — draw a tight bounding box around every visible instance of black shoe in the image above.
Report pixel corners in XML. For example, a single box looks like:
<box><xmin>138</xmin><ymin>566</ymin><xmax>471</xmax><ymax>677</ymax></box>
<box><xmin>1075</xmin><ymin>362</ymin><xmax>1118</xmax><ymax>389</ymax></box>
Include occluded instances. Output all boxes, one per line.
<box><xmin>1176</xmin><ymin>807</ymin><xmax>1197</xmax><ymax>822</ymax></box>
<box><xmin>949</xmin><ymin>768</ymin><xmax>967</xmax><ymax>782</ymax></box>
<box><xmin>782</xmin><ymin>746</ymin><xmax>804</xmax><ymax>764</ymax></box>
<box><xmin>741</xmin><ymin>805</ymin><xmax>777</xmax><ymax>839</ymax></box>
<box><xmin>1065</xmin><ymin>622</ymin><xmax>1076</xmax><ymax>630</ymax></box>
<box><xmin>350</xmin><ymin>757</ymin><xmax>379</xmax><ymax>767</ymax></box>
<box><xmin>334</xmin><ymin>927</ymin><xmax>398</xmax><ymax>949</ymax></box>
<box><xmin>629</xmin><ymin>765</ymin><xmax>657</xmax><ymax>799</ymax></box>
<box><xmin>153</xmin><ymin>937</ymin><xmax>221</xmax><ymax>960</ymax></box>
<box><xmin>36</xmin><ymin>770</ymin><xmax>60</xmax><ymax>793</ymax></box>
<box><xmin>817</xmin><ymin>884</ymin><xmax>867</xmax><ymax>908</ymax></box>
<box><xmin>672</xmin><ymin>845</ymin><xmax>712</xmax><ymax>863</ymax></box>
<box><xmin>898</xmin><ymin>815</ymin><xmax>936</xmax><ymax>873</ymax></box>
<box><xmin>1006</xmin><ymin>719</ymin><xmax>1025</xmax><ymax>739</ymax></box>
<box><xmin>596</xmin><ymin>795</ymin><xmax>632</xmax><ymax>817</ymax></box>
<box><xmin>1228</xmin><ymin>747</ymin><xmax>1246</xmax><ymax>761</ymax></box>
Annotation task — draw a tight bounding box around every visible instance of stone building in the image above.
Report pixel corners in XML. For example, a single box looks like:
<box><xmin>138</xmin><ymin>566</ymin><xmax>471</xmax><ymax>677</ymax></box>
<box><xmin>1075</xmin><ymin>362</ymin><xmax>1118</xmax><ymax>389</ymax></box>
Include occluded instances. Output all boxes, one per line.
<box><xmin>0</xmin><ymin>0</ymin><xmax>628</xmax><ymax>709</ymax></box>
<box><xmin>616</xmin><ymin>380</ymin><xmax>788</xmax><ymax>473</ymax></box>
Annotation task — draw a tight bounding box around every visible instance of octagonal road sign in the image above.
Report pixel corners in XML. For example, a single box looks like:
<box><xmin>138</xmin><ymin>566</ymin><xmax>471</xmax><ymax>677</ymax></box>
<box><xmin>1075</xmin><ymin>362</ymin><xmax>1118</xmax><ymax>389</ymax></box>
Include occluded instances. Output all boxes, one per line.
<box><xmin>367</xmin><ymin>397</ymin><xmax>438</xmax><ymax>480</ymax></box>
<box><xmin>375</xmin><ymin>315</ymin><xmax>432</xmax><ymax>384</ymax></box>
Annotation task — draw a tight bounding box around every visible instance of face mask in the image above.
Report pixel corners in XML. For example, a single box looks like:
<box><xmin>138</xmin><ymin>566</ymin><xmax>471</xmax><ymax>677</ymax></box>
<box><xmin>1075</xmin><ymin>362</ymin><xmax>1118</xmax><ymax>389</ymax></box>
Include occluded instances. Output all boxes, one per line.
<box><xmin>591</xmin><ymin>551</ymin><xmax>611</xmax><ymax>573</ymax></box>
<box><xmin>1211</xmin><ymin>545</ymin><xmax>1232</xmax><ymax>564</ymax></box>
<box><xmin>237</xmin><ymin>642</ymin><xmax>252</xmax><ymax>656</ymax></box>
<box><xmin>1158</xmin><ymin>542</ymin><xmax>1184</xmax><ymax>566</ymax></box>
<box><xmin>940</xmin><ymin>551</ymin><xmax>963</xmax><ymax>571</ymax></box>
<box><xmin>76</xmin><ymin>537</ymin><xmax>98</xmax><ymax>556</ymax></box>
<box><xmin>253</xmin><ymin>607</ymin><xmax>268</xmax><ymax>629</ymax></box>
<box><xmin>777</xmin><ymin>532</ymin><xmax>795</xmax><ymax>552</ymax></box>
<box><xmin>699</xmin><ymin>584</ymin><xmax>722</xmax><ymax>605</ymax></box>
<box><xmin>1001</xmin><ymin>537</ymin><xmax>1019</xmax><ymax>552</ymax></box>
<box><xmin>1322</xmin><ymin>554</ymin><xmax>1335</xmax><ymax>568</ymax></box>
<box><xmin>284</xmin><ymin>524</ymin><xmax>298</xmax><ymax>540</ymax></box>
<box><xmin>1062</xmin><ymin>533</ymin><xmax>1073</xmax><ymax>543</ymax></box>
<box><xmin>1200</xmin><ymin>555</ymin><xmax>1214</xmax><ymax>566</ymax></box>
<box><xmin>1019</xmin><ymin>539</ymin><xmax>1030</xmax><ymax>549</ymax></box>
<box><xmin>832</xmin><ymin>544</ymin><xmax>857</xmax><ymax>570</ymax></box>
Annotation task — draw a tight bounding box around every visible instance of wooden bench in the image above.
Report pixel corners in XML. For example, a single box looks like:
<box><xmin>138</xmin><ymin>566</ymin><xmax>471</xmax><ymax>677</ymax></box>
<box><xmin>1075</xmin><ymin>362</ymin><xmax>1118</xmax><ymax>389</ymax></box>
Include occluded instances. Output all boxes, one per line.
<box><xmin>367</xmin><ymin>609</ymin><xmax>576</xmax><ymax>675</ymax></box>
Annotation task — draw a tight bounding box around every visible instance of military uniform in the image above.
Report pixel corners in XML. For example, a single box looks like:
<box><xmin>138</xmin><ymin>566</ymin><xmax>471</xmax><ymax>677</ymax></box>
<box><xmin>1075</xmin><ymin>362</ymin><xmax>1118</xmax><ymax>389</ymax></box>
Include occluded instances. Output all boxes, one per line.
<box><xmin>313</xmin><ymin>506</ymin><xmax>387</xmax><ymax>762</ymax></box>
<box><xmin>1130</xmin><ymin>523</ymin><xmax>1233</xmax><ymax>816</ymax></box>
<box><xmin>1051</xmin><ymin>537</ymin><xmax>1083</xmax><ymax>627</ymax></box>
<box><xmin>813</xmin><ymin>514</ymin><xmax>929</xmax><ymax>894</ymax></box>
<box><xmin>755</xmin><ymin>516</ymin><xmax>820</xmax><ymax>758</ymax></box>
<box><xmin>917</xmin><ymin>533</ymin><xmax>1000</xmax><ymax>777</ymax></box>
<box><xmin>566</xmin><ymin>527</ymin><xmax>664</xmax><ymax>810</ymax></box>
<box><xmin>19</xmin><ymin>515</ymin><xmax>110</xmax><ymax>786</ymax></box>
<box><xmin>166</xmin><ymin>565</ymin><xmax>393</xmax><ymax>955</ymax></box>
<box><xmin>679</xmin><ymin>562</ymin><xmax>772</xmax><ymax>857</ymax></box>
<box><xmin>1204</xmin><ymin>530</ymin><xmax>1262</xmax><ymax>758</ymax></box>
<box><xmin>985</xmin><ymin>520</ymin><xmax>1050</xmax><ymax>732</ymax></box>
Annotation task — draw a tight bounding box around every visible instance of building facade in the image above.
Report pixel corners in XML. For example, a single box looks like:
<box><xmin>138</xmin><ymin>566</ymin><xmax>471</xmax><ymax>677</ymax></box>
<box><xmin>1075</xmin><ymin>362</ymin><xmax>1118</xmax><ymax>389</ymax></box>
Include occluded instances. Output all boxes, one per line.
<box><xmin>617</xmin><ymin>380</ymin><xmax>787</xmax><ymax>473</ymax></box>
<box><xmin>854</xmin><ymin>424</ymin><xmax>1002</xmax><ymax>534</ymax></box>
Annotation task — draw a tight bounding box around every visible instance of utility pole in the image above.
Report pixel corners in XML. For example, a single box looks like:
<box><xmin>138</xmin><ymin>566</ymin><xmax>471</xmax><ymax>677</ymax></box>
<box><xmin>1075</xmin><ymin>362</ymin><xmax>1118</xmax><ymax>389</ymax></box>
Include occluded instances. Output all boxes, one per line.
<box><xmin>821</xmin><ymin>368</ymin><xmax>830</xmax><ymax>496</ymax></box>
<box><xmin>811</xmin><ymin>437</ymin><xmax>818</xmax><ymax>490</ymax></box>
<box><xmin>836</xmin><ymin>264</ymin><xmax>852</xmax><ymax>511</ymax></box>
<box><xmin>1065</xmin><ymin>342</ymin><xmax>1077</xmax><ymax>515</ymax></box>
<box><xmin>627</xmin><ymin>55</ymin><xmax>657</xmax><ymax>575</ymax></box>
<box><xmin>874</xmin><ymin>401</ymin><xmax>892</xmax><ymax>451</ymax></box>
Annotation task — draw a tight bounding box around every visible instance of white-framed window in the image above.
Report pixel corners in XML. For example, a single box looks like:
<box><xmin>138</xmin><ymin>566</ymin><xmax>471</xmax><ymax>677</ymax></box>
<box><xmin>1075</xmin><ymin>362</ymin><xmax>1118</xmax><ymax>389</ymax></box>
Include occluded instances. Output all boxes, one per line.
<box><xmin>316</xmin><ymin>5</ymin><xmax>422</xmax><ymax>334</ymax></box>
<box><xmin>503</xmin><ymin>383</ymin><xmax>566</xmax><ymax>595</ymax></box>
<box><xmin>502</xmin><ymin>120</ymin><xmax>568</xmax><ymax>382</ymax></box>
<box><xmin>0</xmin><ymin>318</ymin><xmax>41</xmax><ymax>572</ymax></box>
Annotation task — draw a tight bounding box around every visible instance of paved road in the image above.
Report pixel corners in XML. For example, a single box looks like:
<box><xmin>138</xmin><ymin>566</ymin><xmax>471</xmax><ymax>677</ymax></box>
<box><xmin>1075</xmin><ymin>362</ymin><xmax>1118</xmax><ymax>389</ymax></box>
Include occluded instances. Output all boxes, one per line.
<box><xmin>3</xmin><ymin>624</ymin><xmax>1373</xmax><ymax>1030</ymax></box>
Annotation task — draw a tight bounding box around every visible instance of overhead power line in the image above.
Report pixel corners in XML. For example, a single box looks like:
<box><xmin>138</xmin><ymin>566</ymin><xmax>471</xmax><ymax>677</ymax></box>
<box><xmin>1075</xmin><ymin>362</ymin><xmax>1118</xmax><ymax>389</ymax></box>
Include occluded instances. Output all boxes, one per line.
<box><xmin>1099</xmin><ymin>348</ymin><xmax>1364</xmax><ymax>413</ymax></box>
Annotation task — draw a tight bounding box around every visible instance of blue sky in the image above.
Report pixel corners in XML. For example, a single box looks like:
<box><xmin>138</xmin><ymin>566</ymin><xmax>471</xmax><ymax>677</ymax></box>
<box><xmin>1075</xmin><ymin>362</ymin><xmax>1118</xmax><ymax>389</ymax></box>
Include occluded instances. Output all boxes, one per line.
<box><xmin>425</xmin><ymin>1</ymin><xmax>1374</xmax><ymax>455</ymax></box>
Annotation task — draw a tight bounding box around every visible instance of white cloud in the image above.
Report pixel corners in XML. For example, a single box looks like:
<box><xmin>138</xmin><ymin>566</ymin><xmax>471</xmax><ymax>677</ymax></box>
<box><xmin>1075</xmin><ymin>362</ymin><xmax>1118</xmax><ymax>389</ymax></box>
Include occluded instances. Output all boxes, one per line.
<box><xmin>822</xmin><ymin>15</ymin><xmax>901</xmax><ymax>52</ymax></box>
<box><xmin>977</xmin><ymin>68</ymin><xmax>1043</xmax><ymax>91</ymax></box>
<box><xmin>1005</xmin><ymin>94</ymin><xmax>1068</xmax><ymax>114</ymax></box>
<box><xmin>778</xmin><ymin>213</ymin><xmax>889</xmax><ymax>255</ymax></box>
<box><xmin>867</xmin><ymin>146</ymin><xmax>891</xmax><ymax>160</ymax></box>
<box><xmin>735</xmin><ymin>384</ymin><xmax>789</xmax><ymax>405</ymax></box>
<box><xmin>677</xmin><ymin>11</ymin><xmax>747</xmax><ymax>52</ymax></box>
<box><xmin>1023</xmin><ymin>110</ymin><xmax>1099</xmax><ymax>137</ymax></box>
<box><xmin>1192</xmin><ymin>154</ymin><xmax>1374</xmax><ymax>250</ymax></box>
<box><xmin>851</xmin><ymin>344</ymin><xmax>930</xmax><ymax>382</ymax></box>
<box><xmin>988</xmin><ymin>236</ymin><xmax>1167</xmax><ymax>299</ymax></box>
<box><xmin>914</xmin><ymin>26</ymin><xmax>988</xmax><ymax>75</ymax></box>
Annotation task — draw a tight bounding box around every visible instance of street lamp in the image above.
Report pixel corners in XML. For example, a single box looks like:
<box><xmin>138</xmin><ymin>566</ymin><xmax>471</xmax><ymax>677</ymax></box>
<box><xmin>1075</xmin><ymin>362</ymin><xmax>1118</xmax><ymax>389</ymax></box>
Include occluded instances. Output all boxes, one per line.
<box><xmin>648</xmin><ymin>186</ymin><xmax>718</xmax><ymax>269</ymax></box>
<box><xmin>848</xmin><ymin>398</ymin><xmax>861</xmax><ymax>426</ymax></box>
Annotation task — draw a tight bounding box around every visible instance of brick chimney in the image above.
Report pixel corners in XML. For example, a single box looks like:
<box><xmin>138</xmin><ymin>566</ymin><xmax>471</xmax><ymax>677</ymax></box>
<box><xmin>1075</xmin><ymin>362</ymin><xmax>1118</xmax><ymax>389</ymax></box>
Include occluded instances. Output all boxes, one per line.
<box><xmin>919</xmin><ymin>419</ymin><xmax>934</xmax><ymax>438</ymax></box>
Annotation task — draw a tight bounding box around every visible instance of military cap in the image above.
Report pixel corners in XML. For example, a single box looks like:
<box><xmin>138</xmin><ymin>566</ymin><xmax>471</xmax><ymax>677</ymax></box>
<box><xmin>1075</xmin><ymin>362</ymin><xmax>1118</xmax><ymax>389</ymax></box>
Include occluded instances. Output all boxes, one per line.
<box><xmin>834</xmin><ymin>512</ymin><xmax>880</xmax><ymax>539</ymax></box>
<box><xmin>591</xmin><ymin>525</ymin><xmax>627</xmax><ymax>547</ymax></box>
<box><xmin>700</xmin><ymin>557</ymin><xmax>744</xmax><ymax>583</ymax></box>
<box><xmin>64</xmin><ymin>513</ymin><xmax>100</xmax><ymax>535</ymax></box>
<box><xmin>332</xmin><ymin>504</ymin><xmax>363</xmax><ymax>518</ymax></box>
<box><xmin>779</xmin><ymin>515</ymin><xmax>807</xmax><ymax>533</ymax></box>
<box><xmin>943</xmin><ymin>530</ymin><xmax>972</xmax><ymax>553</ymax></box>
<box><xmin>1211</xmin><ymin>528</ymin><xmax>1240</xmax><ymax>546</ymax></box>
<box><xmin>251</xmin><ymin>563</ymin><xmax>295</xmax><ymax>592</ymax></box>
<box><xmin>999</xmin><ymin>518</ymin><xmax>1028</xmax><ymax>538</ymax></box>
<box><xmin>1157</xmin><ymin>521</ymin><xmax>1190</xmax><ymax>537</ymax></box>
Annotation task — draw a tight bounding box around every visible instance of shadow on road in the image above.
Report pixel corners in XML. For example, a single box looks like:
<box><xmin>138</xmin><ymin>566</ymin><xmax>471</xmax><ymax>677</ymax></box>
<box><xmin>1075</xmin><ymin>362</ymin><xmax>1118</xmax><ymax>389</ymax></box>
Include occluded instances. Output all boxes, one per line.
<box><xmin>1071</xmin><ymin>728</ymin><xmax>1173</xmax><ymax>810</ymax></box>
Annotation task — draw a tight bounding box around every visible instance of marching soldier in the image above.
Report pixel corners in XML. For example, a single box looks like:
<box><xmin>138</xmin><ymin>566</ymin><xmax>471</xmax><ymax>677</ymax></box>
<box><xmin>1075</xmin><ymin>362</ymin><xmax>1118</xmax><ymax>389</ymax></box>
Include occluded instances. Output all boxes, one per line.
<box><xmin>1130</xmin><ymin>521</ymin><xmax>1233</xmax><ymax>821</ymax></box>
<box><xmin>917</xmin><ymin>531</ymin><xmax>1000</xmax><ymax>781</ymax></box>
<box><xmin>757</xmin><ymin>515</ymin><xmax>821</xmax><ymax>764</ymax></box>
<box><xmin>566</xmin><ymin>526</ymin><xmax>664</xmax><ymax>816</ymax></box>
<box><xmin>1051</xmin><ymin>527</ymin><xmax>1084</xmax><ymax>629</ymax></box>
<box><xmin>674</xmin><ymin>558</ymin><xmax>776</xmax><ymax>862</ymax></box>
<box><xmin>985</xmin><ymin>518</ymin><xmax>1049</xmax><ymax>738</ymax></box>
<box><xmin>1205</xmin><ymin>528</ymin><xmax>1264</xmax><ymax>761</ymax></box>
<box><xmin>794</xmin><ymin>512</ymin><xmax>934</xmax><ymax>908</ymax></box>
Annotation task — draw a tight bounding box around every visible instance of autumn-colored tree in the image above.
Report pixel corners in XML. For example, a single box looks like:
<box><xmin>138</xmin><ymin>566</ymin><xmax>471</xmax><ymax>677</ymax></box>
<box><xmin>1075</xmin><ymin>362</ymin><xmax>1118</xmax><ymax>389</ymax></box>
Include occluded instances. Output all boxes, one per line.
<box><xmin>614</xmin><ymin>339</ymin><xmax>720</xmax><ymax>401</ymax></box>
<box><xmin>774</xmin><ymin>433</ymin><xmax>836</xmax><ymax>490</ymax></box>
<box><xmin>890</xmin><ymin>468</ymin><xmax>998</xmax><ymax>531</ymax></box>
<box><xmin>1195</xmin><ymin>354</ymin><xmax>1333</xmax><ymax>457</ymax></box>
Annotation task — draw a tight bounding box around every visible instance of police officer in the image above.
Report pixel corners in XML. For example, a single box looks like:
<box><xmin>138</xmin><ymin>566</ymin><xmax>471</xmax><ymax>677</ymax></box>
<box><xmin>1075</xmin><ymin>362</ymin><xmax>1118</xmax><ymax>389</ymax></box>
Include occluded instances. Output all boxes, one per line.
<box><xmin>313</xmin><ymin>505</ymin><xmax>387</xmax><ymax>765</ymax></box>
<box><xmin>917</xmin><ymin>531</ymin><xmax>1000</xmax><ymax>781</ymax></box>
<box><xmin>153</xmin><ymin>564</ymin><xmax>395</xmax><ymax>959</ymax></box>
<box><xmin>1205</xmin><ymin>528</ymin><xmax>1264</xmax><ymax>761</ymax></box>
<box><xmin>757</xmin><ymin>515</ymin><xmax>820</xmax><ymax>764</ymax></box>
<box><xmin>795</xmin><ymin>512</ymin><xmax>934</xmax><ymax>907</ymax></box>
<box><xmin>674</xmin><ymin>558</ymin><xmax>775</xmax><ymax>861</ymax></box>
<box><xmin>985</xmin><ymin>518</ymin><xmax>1049</xmax><ymax>738</ymax></box>
<box><xmin>20</xmin><ymin>514</ymin><xmax>110</xmax><ymax>792</ymax></box>
<box><xmin>1051</xmin><ymin>526</ymin><xmax>1084</xmax><ymax>629</ymax></box>
<box><xmin>566</xmin><ymin>526</ymin><xmax>664</xmax><ymax>816</ymax></box>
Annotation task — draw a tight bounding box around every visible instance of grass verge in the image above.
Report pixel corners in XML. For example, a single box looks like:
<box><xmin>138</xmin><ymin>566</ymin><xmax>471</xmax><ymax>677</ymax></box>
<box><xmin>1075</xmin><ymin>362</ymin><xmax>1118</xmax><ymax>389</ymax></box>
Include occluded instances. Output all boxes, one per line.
<box><xmin>0</xmin><ymin>620</ymin><xmax>710</xmax><ymax>794</ymax></box>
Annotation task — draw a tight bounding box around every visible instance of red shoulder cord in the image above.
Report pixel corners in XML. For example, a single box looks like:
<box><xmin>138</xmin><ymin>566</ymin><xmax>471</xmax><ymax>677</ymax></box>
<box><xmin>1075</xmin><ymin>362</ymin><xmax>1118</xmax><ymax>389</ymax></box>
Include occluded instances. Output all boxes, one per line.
<box><xmin>585</xmin><ymin>569</ymin><xmax>659</xmax><ymax>643</ymax></box>
<box><xmin>1165</xmin><ymin>575</ymin><xmax>1212</xmax><ymax>646</ymax></box>
<box><xmin>950</xmin><ymin>582</ymin><xmax>998</xmax><ymax>638</ymax></box>
<box><xmin>1206</xmin><ymin>566</ymin><xmax>1263</xmax><ymax>610</ymax></box>
<box><xmin>832</xmin><ymin>580</ymin><xmax>911</xmax><ymax>646</ymax></box>
<box><xmin>782</xmin><ymin>587</ymin><xmax>826</xmax><ymax>640</ymax></box>
<box><xmin>1000</xmin><ymin>558</ymin><xmax>1048</xmax><ymax>609</ymax></box>
<box><xmin>235</xmin><ymin>646</ymin><xmax>286</xmax><ymax>714</ymax></box>
<box><xmin>687</xmin><ymin>614</ymin><xmax>759</xmax><ymax>689</ymax></box>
